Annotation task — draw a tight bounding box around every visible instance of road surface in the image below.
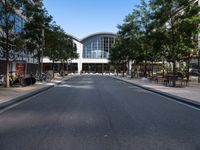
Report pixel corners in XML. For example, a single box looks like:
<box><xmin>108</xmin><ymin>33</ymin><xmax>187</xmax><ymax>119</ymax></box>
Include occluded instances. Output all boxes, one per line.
<box><xmin>0</xmin><ymin>75</ymin><xmax>200</xmax><ymax>150</ymax></box>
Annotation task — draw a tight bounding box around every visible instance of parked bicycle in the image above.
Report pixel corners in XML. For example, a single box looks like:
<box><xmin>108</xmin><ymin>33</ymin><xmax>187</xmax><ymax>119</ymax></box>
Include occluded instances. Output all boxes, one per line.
<box><xmin>0</xmin><ymin>74</ymin><xmax>36</xmax><ymax>87</ymax></box>
<box><xmin>35</xmin><ymin>72</ymin><xmax>52</xmax><ymax>82</ymax></box>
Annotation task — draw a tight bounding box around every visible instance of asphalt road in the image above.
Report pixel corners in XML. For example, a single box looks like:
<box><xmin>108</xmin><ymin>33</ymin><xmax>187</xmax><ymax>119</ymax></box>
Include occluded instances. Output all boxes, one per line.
<box><xmin>0</xmin><ymin>75</ymin><xmax>200</xmax><ymax>150</ymax></box>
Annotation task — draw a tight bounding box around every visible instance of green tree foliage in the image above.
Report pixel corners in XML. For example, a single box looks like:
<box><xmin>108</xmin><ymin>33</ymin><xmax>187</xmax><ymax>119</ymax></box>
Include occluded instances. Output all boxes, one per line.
<box><xmin>110</xmin><ymin>0</ymin><xmax>153</xmax><ymax>77</ymax></box>
<box><xmin>150</xmin><ymin>0</ymin><xmax>200</xmax><ymax>86</ymax></box>
<box><xmin>0</xmin><ymin>0</ymin><xmax>29</xmax><ymax>87</ymax></box>
<box><xmin>45</xmin><ymin>22</ymin><xmax>78</xmax><ymax>75</ymax></box>
<box><xmin>110</xmin><ymin>0</ymin><xmax>200</xmax><ymax>85</ymax></box>
<box><xmin>44</xmin><ymin>23</ymin><xmax>61</xmax><ymax>76</ymax></box>
<box><xmin>22</xmin><ymin>1</ymin><xmax>52</xmax><ymax>74</ymax></box>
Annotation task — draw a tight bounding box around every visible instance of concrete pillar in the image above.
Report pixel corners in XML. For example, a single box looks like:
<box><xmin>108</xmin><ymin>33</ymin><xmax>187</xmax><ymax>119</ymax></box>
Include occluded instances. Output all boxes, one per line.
<box><xmin>78</xmin><ymin>61</ymin><xmax>82</xmax><ymax>74</ymax></box>
<box><xmin>11</xmin><ymin>62</ymin><xmax>16</xmax><ymax>76</ymax></box>
<box><xmin>128</xmin><ymin>61</ymin><xmax>132</xmax><ymax>75</ymax></box>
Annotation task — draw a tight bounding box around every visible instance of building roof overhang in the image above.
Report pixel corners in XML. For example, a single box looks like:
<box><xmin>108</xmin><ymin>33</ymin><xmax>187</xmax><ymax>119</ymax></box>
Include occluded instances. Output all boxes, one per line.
<box><xmin>81</xmin><ymin>32</ymin><xmax>116</xmax><ymax>42</ymax></box>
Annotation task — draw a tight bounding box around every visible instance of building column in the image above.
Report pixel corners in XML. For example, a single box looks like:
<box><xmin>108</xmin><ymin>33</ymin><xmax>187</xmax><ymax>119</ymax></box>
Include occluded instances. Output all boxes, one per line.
<box><xmin>102</xmin><ymin>63</ymin><xmax>104</xmax><ymax>74</ymax></box>
<box><xmin>128</xmin><ymin>61</ymin><xmax>132</xmax><ymax>75</ymax></box>
<box><xmin>78</xmin><ymin>62</ymin><xmax>82</xmax><ymax>74</ymax></box>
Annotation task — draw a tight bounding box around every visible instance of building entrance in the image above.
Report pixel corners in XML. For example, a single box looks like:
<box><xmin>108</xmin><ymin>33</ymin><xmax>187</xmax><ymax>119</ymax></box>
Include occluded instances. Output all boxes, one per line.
<box><xmin>82</xmin><ymin>63</ymin><xmax>110</xmax><ymax>73</ymax></box>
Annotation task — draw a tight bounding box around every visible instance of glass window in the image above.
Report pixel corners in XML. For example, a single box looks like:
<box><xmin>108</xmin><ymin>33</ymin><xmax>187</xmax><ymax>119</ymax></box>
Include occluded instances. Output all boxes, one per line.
<box><xmin>82</xmin><ymin>35</ymin><xmax>115</xmax><ymax>58</ymax></box>
<box><xmin>93</xmin><ymin>40</ymin><xmax>97</xmax><ymax>50</ymax></box>
<box><xmin>15</xmin><ymin>15</ymin><xmax>24</xmax><ymax>33</ymax></box>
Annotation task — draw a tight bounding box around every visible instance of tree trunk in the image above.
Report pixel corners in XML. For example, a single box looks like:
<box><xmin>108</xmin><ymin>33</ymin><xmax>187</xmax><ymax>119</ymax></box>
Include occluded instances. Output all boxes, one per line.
<box><xmin>187</xmin><ymin>52</ymin><xmax>190</xmax><ymax>82</ymax></box>
<box><xmin>127</xmin><ymin>61</ymin><xmax>130</xmax><ymax>76</ymax></box>
<box><xmin>52</xmin><ymin>59</ymin><xmax>55</xmax><ymax>78</ymax></box>
<box><xmin>151</xmin><ymin>61</ymin><xmax>154</xmax><ymax>77</ymax></box>
<box><xmin>171</xmin><ymin>9</ymin><xmax>176</xmax><ymax>87</ymax></box>
<box><xmin>62</xmin><ymin>61</ymin><xmax>65</xmax><ymax>71</ymax></box>
<box><xmin>116</xmin><ymin>65</ymin><xmax>119</xmax><ymax>76</ymax></box>
<box><xmin>122</xmin><ymin>63</ymin><xmax>125</xmax><ymax>77</ymax></box>
<box><xmin>172</xmin><ymin>61</ymin><xmax>176</xmax><ymax>87</ymax></box>
<box><xmin>6</xmin><ymin>32</ymin><xmax>10</xmax><ymax>88</ymax></box>
<box><xmin>162</xmin><ymin>57</ymin><xmax>165</xmax><ymax>78</ymax></box>
<box><xmin>144</xmin><ymin>48</ymin><xmax>147</xmax><ymax>78</ymax></box>
<box><xmin>38</xmin><ymin>56</ymin><xmax>41</xmax><ymax>75</ymax></box>
<box><xmin>6</xmin><ymin>60</ymin><xmax>10</xmax><ymax>88</ymax></box>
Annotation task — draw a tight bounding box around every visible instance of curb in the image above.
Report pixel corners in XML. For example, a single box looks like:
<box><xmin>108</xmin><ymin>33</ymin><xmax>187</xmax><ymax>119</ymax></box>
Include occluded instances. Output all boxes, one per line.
<box><xmin>0</xmin><ymin>85</ymin><xmax>54</xmax><ymax>110</ymax></box>
<box><xmin>111</xmin><ymin>76</ymin><xmax>200</xmax><ymax>109</ymax></box>
<box><xmin>0</xmin><ymin>75</ymin><xmax>78</xmax><ymax>110</ymax></box>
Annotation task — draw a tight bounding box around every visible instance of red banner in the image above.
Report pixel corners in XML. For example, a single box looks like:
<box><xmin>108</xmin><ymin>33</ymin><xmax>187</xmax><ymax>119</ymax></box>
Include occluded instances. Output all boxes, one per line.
<box><xmin>16</xmin><ymin>63</ymin><xmax>25</xmax><ymax>77</ymax></box>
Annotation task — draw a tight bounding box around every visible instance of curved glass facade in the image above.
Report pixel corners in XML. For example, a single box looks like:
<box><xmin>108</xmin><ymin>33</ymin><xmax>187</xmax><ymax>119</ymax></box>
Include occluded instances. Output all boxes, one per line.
<box><xmin>82</xmin><ymin>34</ymin><xmax>115</xmax><ymax>59</ymax></box>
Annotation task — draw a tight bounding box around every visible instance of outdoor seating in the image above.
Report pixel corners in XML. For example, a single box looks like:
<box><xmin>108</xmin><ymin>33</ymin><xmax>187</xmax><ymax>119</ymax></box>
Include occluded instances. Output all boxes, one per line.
<box><xmin>152</xmin><ymin>72</ymin><xmax>189</xmax><ymax>87</ymax></box>
<box><xmin>163</xmin><ymin>73</ymin><xmax>188</xmax><ymax>87</ymax></box>
<box><xmin>154</xmin><ymin>76</ymin><xmax>165</xmax><ymax>83</ymax></box>
<box><xmin>152</xmin><ymin>73</ymin><xmax>166</xmax><ymax>84</ymax></box>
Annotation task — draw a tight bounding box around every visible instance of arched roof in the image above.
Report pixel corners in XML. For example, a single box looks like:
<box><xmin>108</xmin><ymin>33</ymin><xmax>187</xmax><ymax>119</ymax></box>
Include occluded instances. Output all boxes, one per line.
<box><xmin>67</xmin><ymin>33</ymin><xmax>80</xmax><ymax>42</ymax></box>
<box><xmin>81</xmin><ymin>32</ymin><xmax>116</xmax><ymax>42</ymax></box>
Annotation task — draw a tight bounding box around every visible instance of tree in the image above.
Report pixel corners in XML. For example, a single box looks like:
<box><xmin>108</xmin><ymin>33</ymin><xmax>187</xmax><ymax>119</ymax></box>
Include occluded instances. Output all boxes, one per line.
<box><xmin>44</xmin><ymin>23</ymin><xmax>62</xmax><ymax>77</ymax></box>
<box><xmin>22</xmin><ymin>1</ymin><xmax>52</xmax><ymax>75</ymax></box>
<box><xmin>134</xmin><ymin>0</ymin><xmax>152</xmax><ymax>77</ymax></box>
<box><xmin>150</xmin><ymin>0</ymin><xmax>200</xmax><ymax>86</ymax></box>
<box><xmin>57</xmin><ymin>33</ymin><xmax>78</xmax><ymax>75</ymax></box>
<box><xmin>178</xmin><ymin>1</ymin><xmax>200</xmax><ymax>81</ymax></box>
<box><xmin>45</xmin><ymin>22</ymin><xmax>78</xmax><ymax>76</ymax></box>
<box><xmin>110</xmin><ymin>0</ymin><xmax>152</xmax><ymax>77</ymax></box>
<box><xmin>111</xmin><ymin>0</ymin><xmax>199</xmax><ymax>84</ymax></box>
<box><xmin>0</xmin><ymin>0</ymin><xmax>28</xmax><ymax>87</ymax></box>
<box><xmin>109</xmin><ymin>38</ymin><xmax>127</xmax><ymax>75</ymax></box>
<box><xmin>117</xmin><ymin>13</ymin><xmax>142</xmax><ymax>75</ymax></box>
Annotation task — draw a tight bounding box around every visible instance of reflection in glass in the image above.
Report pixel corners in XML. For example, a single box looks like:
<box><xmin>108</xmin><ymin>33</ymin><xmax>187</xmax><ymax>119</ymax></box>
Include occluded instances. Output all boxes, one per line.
<box><xmin>83</xmin><ymin>35</ymin><xmax>115</xmax><ymax>59</ymax></box>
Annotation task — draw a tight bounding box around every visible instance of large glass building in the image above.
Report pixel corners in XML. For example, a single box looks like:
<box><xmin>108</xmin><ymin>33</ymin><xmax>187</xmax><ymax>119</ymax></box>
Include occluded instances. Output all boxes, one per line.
<box><xmin>43</xmin><ymin>32</ymin><xmax>116</xmax><ymax>74</ymax></box>
<box><xmin>82</xmin><ymin>33</ymin><xmax>115</xmax><ymax>59</ymax></box>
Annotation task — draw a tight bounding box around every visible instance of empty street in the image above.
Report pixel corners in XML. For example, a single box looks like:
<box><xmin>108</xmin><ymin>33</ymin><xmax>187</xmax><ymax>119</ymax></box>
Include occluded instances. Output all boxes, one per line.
<box><xmin>0</xmin><ymin>75</ymin><xmax>200</xmax><ymax>150</ymax></box>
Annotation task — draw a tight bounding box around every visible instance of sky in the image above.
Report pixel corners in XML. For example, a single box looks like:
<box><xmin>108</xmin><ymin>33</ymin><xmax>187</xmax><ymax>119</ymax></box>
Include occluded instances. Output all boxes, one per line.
<box><xmin>43</xmin><ymin>0</ymin><xmax>141</xmax><ymax>39</ymax></box>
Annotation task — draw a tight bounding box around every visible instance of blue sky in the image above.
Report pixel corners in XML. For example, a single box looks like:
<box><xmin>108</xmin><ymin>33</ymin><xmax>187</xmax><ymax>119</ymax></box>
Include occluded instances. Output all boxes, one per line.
<box><xmin>43</xmin><ymin>0</ymin><xmax>141</xmax><ymax>39</ymax></box>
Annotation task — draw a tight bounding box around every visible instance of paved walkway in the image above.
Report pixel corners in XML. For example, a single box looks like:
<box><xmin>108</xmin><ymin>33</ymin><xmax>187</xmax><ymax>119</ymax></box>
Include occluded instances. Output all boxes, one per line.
<box><xmin>0</xmin><ymin>75</ymin><xmax>76</xmax><ymax>105</ymax></box>
<box><xmin>113</xmin><ymin>75</ymin><xmax>200</xmax><ymax>103</ymax></box>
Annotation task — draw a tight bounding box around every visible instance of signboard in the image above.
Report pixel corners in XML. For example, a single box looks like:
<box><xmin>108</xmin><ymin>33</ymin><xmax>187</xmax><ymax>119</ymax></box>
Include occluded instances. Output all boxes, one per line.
<box><xmin>16</xmin><ymin>63</ymin><xmax>25</xmax><ymax>76</ymax></box>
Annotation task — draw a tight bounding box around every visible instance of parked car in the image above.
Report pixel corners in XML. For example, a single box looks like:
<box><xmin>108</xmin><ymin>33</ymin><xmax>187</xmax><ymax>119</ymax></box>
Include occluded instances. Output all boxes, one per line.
<box><xmin>189</xmin><ymin>69</ymin><xmax>200</xmax><ymax>76</ymax></box>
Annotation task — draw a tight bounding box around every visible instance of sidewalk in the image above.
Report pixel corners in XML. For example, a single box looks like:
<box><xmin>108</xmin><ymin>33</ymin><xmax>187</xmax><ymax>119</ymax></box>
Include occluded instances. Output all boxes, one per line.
<box><xmin>113</xmin><ymin>75</ymin><xmax>200</xmax><ymax>105</ymax></box>
<box><xmin>0</xmin><ymin>75</ymin><xmax>77</xmax><ymax>109</ymax></box>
